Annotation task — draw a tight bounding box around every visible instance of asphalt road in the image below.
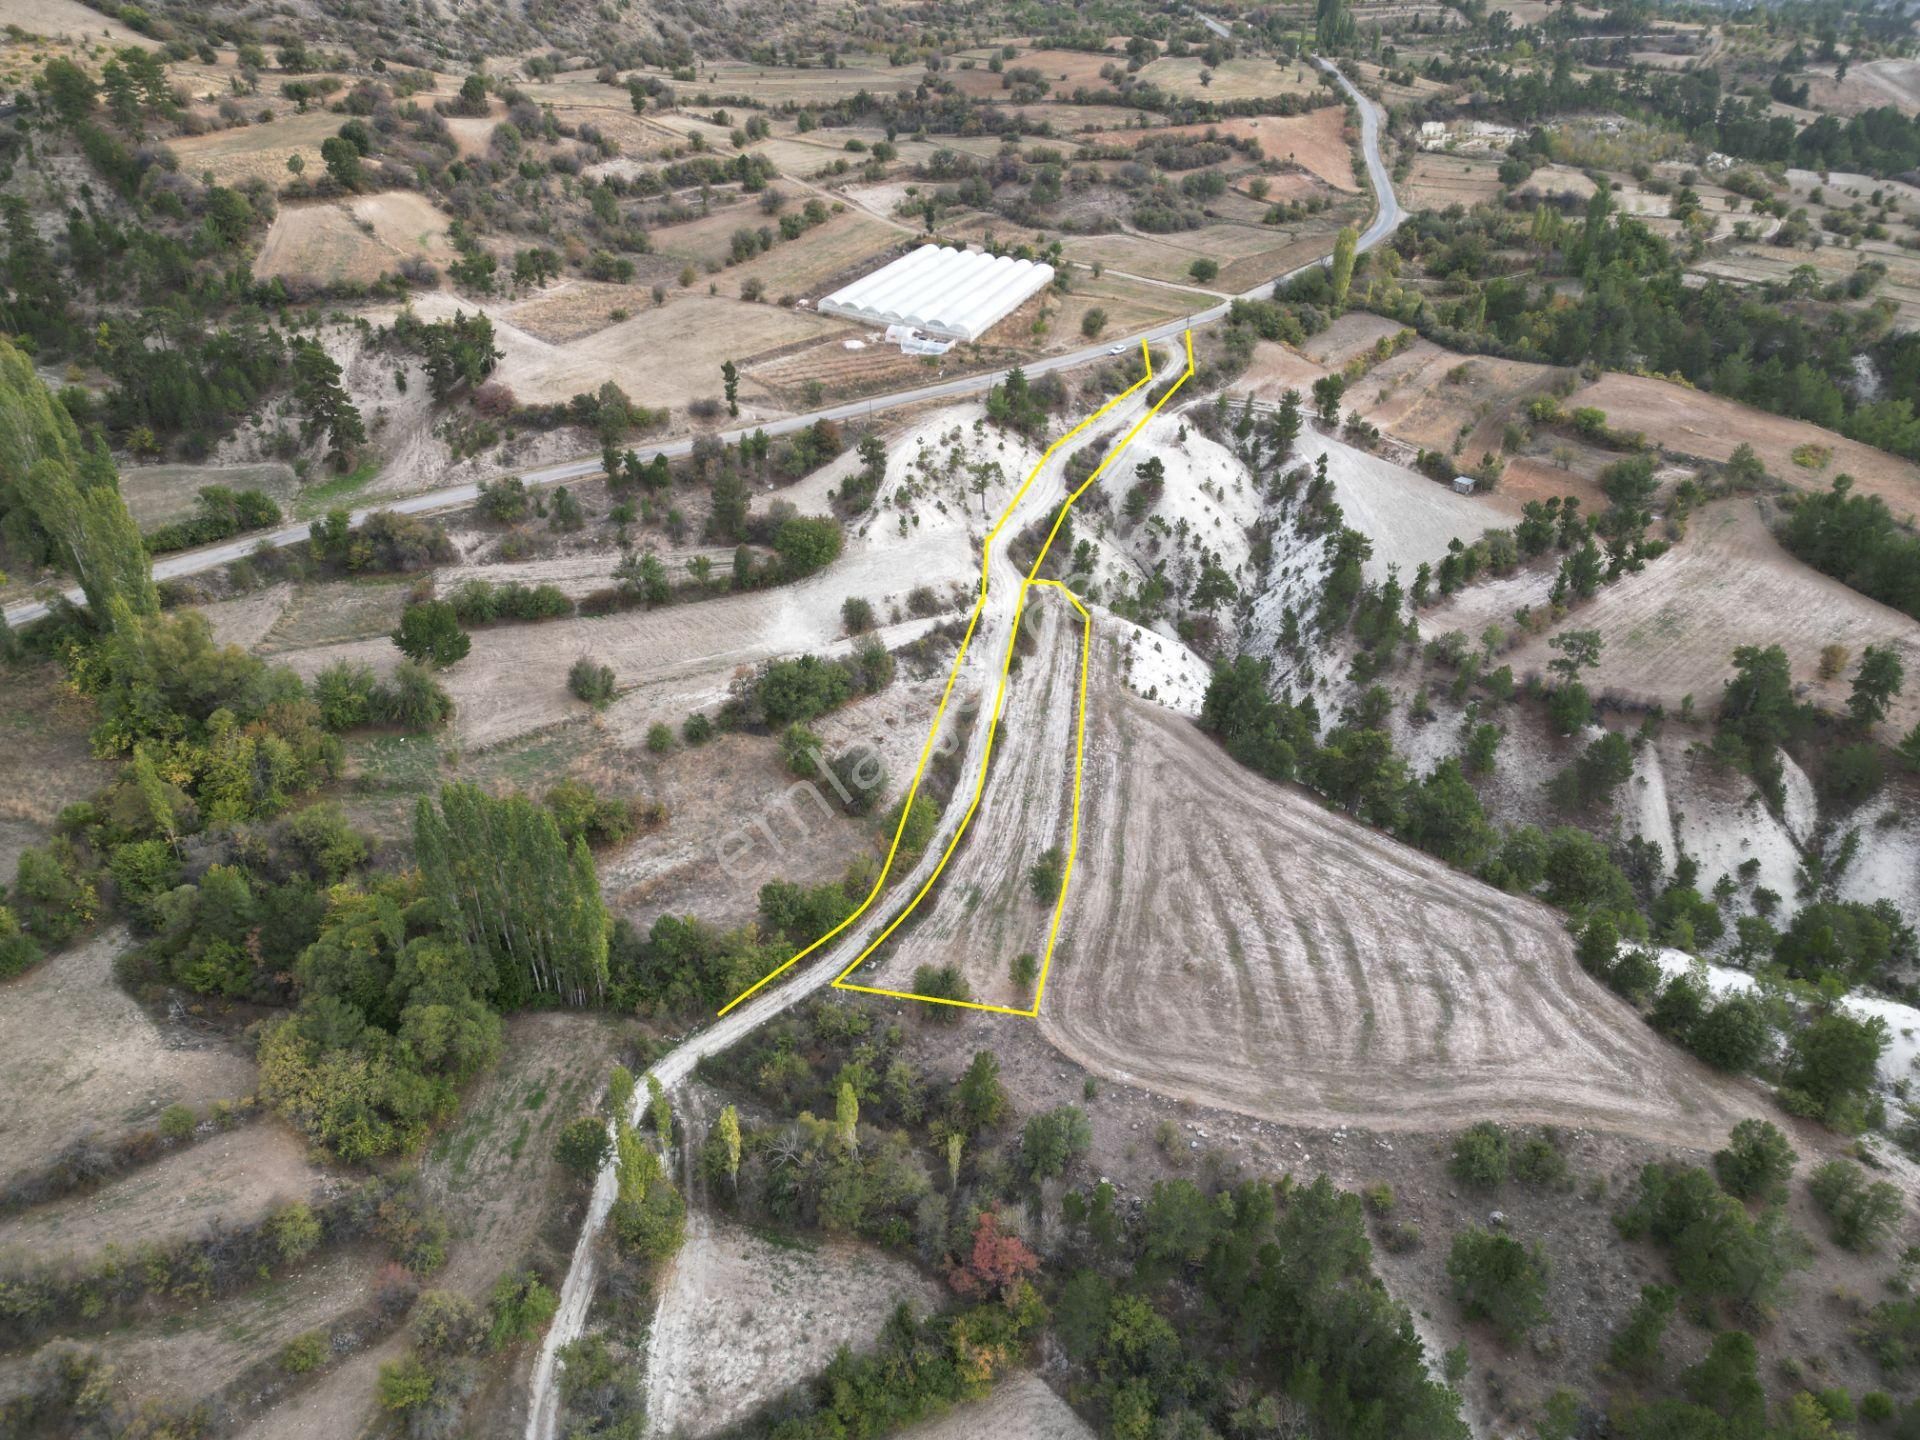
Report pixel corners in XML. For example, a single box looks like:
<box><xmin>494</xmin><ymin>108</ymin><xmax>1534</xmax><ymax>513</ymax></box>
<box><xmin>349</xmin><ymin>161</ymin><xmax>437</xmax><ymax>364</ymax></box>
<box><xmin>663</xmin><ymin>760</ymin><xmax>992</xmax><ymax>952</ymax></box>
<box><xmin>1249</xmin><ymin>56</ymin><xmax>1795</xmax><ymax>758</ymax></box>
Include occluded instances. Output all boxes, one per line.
<box><xmin>1</xmin><ymin>61</ymin><xmax>1399</xmax><ymax>633</ymax></box>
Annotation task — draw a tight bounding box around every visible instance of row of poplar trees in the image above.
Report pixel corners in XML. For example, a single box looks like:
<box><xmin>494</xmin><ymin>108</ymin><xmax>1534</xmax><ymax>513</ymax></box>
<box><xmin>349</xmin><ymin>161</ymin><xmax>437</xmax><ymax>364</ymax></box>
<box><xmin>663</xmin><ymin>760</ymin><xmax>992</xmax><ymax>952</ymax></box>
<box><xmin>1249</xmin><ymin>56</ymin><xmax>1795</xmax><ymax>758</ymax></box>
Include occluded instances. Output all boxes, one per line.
<box><xmin>414</xmin><ymin>783</ymin><xmax>609</xmax><ymax>1009</ymax></box>
<box><xmin>0</xmin><ymin>337</ymin><xmax>157</xmax><ymax>627</ymax></box>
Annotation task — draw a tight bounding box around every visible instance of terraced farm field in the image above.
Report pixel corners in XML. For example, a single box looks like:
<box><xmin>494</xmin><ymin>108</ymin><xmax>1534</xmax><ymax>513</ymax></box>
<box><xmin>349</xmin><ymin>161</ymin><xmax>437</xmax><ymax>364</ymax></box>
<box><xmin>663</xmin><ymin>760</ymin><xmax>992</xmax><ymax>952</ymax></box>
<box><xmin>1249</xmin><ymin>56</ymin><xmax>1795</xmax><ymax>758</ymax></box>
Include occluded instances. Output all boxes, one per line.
<box><xmin>1037</xmin><ymin>636</ymin><xmax>1770</xmax><ymax>1147</ymax></box>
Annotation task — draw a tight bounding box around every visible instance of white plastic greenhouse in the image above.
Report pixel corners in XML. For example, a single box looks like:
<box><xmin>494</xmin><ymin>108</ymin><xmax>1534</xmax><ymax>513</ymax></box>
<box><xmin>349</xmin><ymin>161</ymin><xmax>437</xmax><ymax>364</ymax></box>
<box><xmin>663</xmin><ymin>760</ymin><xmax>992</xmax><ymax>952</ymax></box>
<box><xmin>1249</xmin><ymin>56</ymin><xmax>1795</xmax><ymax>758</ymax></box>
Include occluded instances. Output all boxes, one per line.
<box><xmin>820</xmin><ymin>245</ymin><xmax>1054</xmax><ymax>342</ymax></box>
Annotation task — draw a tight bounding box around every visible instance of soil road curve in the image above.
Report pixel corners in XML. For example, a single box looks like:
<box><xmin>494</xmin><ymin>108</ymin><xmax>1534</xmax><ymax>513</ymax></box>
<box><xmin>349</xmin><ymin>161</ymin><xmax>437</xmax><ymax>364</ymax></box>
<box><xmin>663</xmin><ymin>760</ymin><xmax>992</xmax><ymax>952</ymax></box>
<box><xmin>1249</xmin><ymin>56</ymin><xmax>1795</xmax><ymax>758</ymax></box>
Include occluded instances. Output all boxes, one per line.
<box><xmin>513</xmin><ymin>58</ymin><xmax>1397</xmax><ymax>1440</ymax></box>
<box><xmin>3</xmin><ymin>61</ymin><xmax>1395</xmax><ymax>633</ymax></box>
<box><xmin>522</xmin><ymin>384</ymin><xmax>1169</xmax><ymax>1439</ymax></box>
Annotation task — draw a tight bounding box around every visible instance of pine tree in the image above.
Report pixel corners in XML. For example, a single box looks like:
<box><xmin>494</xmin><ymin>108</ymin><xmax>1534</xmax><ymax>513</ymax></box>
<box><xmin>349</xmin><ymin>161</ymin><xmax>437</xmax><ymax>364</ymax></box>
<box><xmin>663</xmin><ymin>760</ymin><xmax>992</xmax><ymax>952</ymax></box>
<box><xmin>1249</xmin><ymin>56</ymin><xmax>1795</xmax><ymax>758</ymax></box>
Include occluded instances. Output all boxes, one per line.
<box><xmin>291</xmin><ymin>339</ymin><xmax>366</xmax><ymax>470</ymax></box>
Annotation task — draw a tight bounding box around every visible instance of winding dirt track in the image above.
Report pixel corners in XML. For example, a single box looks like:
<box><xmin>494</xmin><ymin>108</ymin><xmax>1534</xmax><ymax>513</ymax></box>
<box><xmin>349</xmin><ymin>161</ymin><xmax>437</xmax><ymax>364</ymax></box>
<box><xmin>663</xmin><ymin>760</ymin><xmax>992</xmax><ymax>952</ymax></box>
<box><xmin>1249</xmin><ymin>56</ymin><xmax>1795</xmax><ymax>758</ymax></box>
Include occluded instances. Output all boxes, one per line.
<box><xmin>1037</xmin><ymin>627</ymin><xmax>1770</xmax><ymax>1148</ymax></box>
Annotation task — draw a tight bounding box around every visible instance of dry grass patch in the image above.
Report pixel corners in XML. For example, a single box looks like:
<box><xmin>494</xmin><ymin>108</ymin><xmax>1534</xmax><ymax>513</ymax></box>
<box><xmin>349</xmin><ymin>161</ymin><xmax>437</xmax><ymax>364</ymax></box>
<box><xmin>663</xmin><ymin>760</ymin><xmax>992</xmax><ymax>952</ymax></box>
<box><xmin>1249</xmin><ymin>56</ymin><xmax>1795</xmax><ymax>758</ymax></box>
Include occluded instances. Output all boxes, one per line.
<box><xmin>389</xmin><ymin>289</ymin><xmax>849</xmax><ymax>411</ymax></box>
<box><xmin>167</xmin><ymin>110</ymin><xmax>345</xmax><ymax>189</ymax></box>
<box><xmin>1137</xmin><ymin>54</ymin><xmax>1322</xmax><ymax>102</ymax></box>
<box><xmin>1490</xmin><ymin>499</ymin><xmax>1920</xmax><ymax>739</ymax></box>
<box><xmin>1400</xmin><ymin>151</ymin><xmax>1506</xmax><ymax>211</ymax></box>
<box><xmin>0</xmin><ymin>931</ymin><xmax>257</xmax><ymax>1185</ymax></box>
<box><xmin>503</xmin><ymin>279</ymin><xmax>653</xmax><ymax>344</ymax></box>
<box><xmin>897</xmin><ymin>1374</ymin><xmax>1095</xmax><ymax>1440</ymax></box>
<box><xmin>0</xmin><ymin>1122</ymin><xmax>324</xmax><ymax>1261</ymax></box>
<box><xmin>1083</xmin><ymin>108</ymin><xmax>1358</xmax><ymax>192</ymax></box>
<box><xmin>644</xmin><ymin>1212</ymin><xmax>946</xmax><ymax>1439</ymax></box>
<box><xmin>422</xmin><ymin>1011</ymin><xmax>625</xmax><ymax>1295</ymax></box>
<box><xmin>1569</xmin><ymin>371</ymin><xmax>1920</xmax><ymax>513</ymax></box>
<box><xmin>0</xmin><ymin>0</ymin><xmax>157</xmax><ymax>45</ymax></box>
<box><xmin>118</xmin><ymin>462</ymin><xmax>299</xmax><ymax>532</ymax></box>
<box><xmin>1799</xmin><ymin>57</ymin><xmax>1920</xmax><ymax>114</ymax></box>
<box><xmin>0</xmin><ymin>662</ymin><xmax>115</xmax><ymax>861</ymax></box>
<box><xmin>723</xmin><ymin>209</ymin><xmax>902</xmax><ymax>299</ymax></box>
<box><xmin>254</xmin><ymin>193</ymin><xmax>458</xmax><ymax>289</ymax></box>
<box><xmin>1343</xmin><ymin>338</ymin><xmax>1559</xmax><ymax>462</ymax></box>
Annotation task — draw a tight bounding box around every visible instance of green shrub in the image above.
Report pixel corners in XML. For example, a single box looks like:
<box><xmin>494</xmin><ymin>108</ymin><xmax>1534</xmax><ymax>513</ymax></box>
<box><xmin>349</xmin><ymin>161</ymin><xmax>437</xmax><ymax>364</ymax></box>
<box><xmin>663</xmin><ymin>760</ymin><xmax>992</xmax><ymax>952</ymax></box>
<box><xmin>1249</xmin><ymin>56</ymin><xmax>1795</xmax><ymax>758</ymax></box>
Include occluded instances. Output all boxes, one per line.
<box><xmin>1027</xmin><ymin>846</ymin><xmax>1064</xmax><ymax>904</ymax></box>
<box><xmin>392</xmin><ymin>601</ymin><xmax>471</xmax><ymax>667</ymax></box>
<box><xmin>1447</xmin><ymin>1226</ymin><xmax>1549</xmax><ymax>1341</ymax></box>
<box><xmin>280</xmin><ymin>1329</ymin><xmax>330</xmax><ymax>1374</ymax></box>
<box><xmin>555</xmin><ymin>1116</ymin><xmax>611</xmax><ymax>1177</ymax></box>
<box><xmin>1448</xmin><ymin>1121</ymin><xmax>1510</xmax><ymax>1189</ymax></box>
<box><xmin>841</xmin><ymin>596</ymin><xmax>875</xmax><ymax>634</ymax></box>
<box><xmin>1808</xmin><ymin>1159</ymin><xmax>1902</xmax><ymax>1252</ymax></box>
<box><xmin>158</xmin><ymin>1104</ymin><xmax>196</xmax><ymax>1142</ymax></box>
<box><xmin>0</xmin><ymin>905</ymin><xmax>42</xmax><ymax>978</ymax></box>
<box><xmin>371</xmin><ymin>660</ymin><xmax>454</xmax><ymax>731</ymax></box>
<box><xmin>568</xmin><ymin>656</ymin><xmax>616</xmax><ymax>708</ymax></box>
<box><xmin>773</xmin><ymin>516</ymin><xmax>843</xmax><ymax>576</ymax></box>
<box><xmin>1713</xmin><ymin>1119</ymin><xmax>1796</xmax><ymax>1203</ymax></box>
<box><xmin>1513</xmin><ymin>1132</ymin><xmax>1569</xmax><ymax>1188</ymax></box>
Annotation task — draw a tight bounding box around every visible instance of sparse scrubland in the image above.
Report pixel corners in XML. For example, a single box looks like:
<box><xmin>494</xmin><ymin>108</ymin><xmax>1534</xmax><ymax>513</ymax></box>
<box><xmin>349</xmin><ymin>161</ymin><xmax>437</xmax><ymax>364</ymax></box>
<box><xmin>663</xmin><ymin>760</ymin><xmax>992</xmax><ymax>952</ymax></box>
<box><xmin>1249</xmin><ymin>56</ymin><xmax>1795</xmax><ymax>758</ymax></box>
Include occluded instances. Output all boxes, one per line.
<box><xmin>7</xmin><ymin>0</ymin><xmax>1920</xmax><ymax>1438</ymax></box>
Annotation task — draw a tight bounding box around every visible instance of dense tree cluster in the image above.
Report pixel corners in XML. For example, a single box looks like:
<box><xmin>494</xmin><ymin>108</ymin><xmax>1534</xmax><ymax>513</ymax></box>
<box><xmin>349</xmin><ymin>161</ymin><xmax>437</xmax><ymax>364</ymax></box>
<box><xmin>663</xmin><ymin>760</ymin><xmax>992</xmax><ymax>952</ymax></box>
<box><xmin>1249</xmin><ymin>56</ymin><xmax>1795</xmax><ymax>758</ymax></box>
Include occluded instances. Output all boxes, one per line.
<box><xmin>1778</xmin><ymin>475</ymin><xmax>1920</xmax><ymax>622</ymax></box>
<box><xmin>1374</xmin><ymin>187</ymin><xmax>1920</xmax><ymax>464</ymax></box>
<box><xmin>414</xmin><ymin>784</ymin><xmax>610</xmax><ymax>1009</ymax></box>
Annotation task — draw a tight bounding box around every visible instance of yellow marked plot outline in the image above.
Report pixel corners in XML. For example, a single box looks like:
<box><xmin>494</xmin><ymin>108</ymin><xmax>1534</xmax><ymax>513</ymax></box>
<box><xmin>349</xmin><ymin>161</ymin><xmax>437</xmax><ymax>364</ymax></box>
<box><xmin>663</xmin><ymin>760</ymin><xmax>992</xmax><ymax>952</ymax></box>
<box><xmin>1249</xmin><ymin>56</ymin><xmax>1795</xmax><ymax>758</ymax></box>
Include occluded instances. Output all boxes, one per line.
<box><xmin>716</xmin><ymin>332</ymin><xmax>1195</xmax><ymax>1019</ymax></box>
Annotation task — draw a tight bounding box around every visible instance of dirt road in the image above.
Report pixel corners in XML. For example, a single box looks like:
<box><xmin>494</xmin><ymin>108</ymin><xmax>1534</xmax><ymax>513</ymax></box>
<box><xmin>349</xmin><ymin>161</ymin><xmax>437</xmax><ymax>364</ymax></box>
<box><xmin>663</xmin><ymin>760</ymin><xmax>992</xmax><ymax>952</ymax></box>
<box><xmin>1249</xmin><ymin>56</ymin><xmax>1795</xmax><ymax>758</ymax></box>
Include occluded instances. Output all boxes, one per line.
<box><xmin>3</xmin><ymin>63</ymin><xmax>1398</xmax><ymax>635</ymax></box>
<box><xmin>523</xmin><ymin>382</ymin><xmax>1167</xmax><ymax>1440</ymax></box>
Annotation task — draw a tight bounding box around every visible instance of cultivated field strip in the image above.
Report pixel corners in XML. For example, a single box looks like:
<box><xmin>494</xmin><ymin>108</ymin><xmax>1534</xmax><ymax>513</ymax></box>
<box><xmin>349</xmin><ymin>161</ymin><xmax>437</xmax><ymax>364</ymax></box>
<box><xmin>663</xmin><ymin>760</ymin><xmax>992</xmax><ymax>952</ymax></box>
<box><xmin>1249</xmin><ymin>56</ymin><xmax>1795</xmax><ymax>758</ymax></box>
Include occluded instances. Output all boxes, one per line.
<box><xmin>1040</xmin><ymin>636</ymin><xmax>1768</xmax><ymax>1147</ymax></box>
<box><xmin>861</xmin><ymin>596</ymin><xmax>1085</xmax><ymax>1009</ymax></box>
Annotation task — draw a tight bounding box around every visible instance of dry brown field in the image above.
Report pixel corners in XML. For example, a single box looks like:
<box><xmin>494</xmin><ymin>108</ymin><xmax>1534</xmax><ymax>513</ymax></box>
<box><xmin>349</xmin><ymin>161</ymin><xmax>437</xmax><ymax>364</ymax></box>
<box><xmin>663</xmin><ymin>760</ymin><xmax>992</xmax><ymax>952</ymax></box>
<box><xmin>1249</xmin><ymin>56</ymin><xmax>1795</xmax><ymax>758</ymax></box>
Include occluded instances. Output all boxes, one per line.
<box><xmin>167</xmin><ymin>110</ymin><xmax>347</xmax><ymax>188</ymax></box>
<box><xmin>1343</xmin><ymin>338</ymin><xmax>1560</xmax><ymax>462</ymax></box>
<box><xmin>0</xmin><ymin>932</ymin><xmax>258</xmax><ymax>1185</ymax></box>
<box><xmin>118</xmin><ymin>462</ymin><xmax>301</xmax><ymax>532</ymax></box>
<box><xmin>253</xmin><ymin>192</ymin><xmax>458</xmax><ymax>289</ymax></box>
<box><xmin>1081</xmin><ymin>107</ymin><xmax>1359</xmax><ymax>191</ymax></box>
<box><xmin>644</xmin><ymin>1198</ymin><xmax>945</xmax><ymax>1438</ymax></box>
<box><xmin>0</xmin><ymin>0</ymin><xmax>157</xmax><ymax>46</ymax></box>
<box><xmin>895</xmin><ymin>1374</ymin><xmax>1095</xmax><ymax>1440</ymax></box>
<box><xmin>1569</xmin><ymin>372</ymin><xmax>1920</xmax><ymax>514</ymax></box>
<box><xmin>1035</xmin><ymin>637</ymin><xmax>1772</xmax><ymax>1147</ymax></box>
<box><xmin>0</xmin><ymin>1122</ymin><xmax>322</xmax><ymax>1260</ymax></box>
<box><xmin>1799</xmin><ymin>57</ymin><xmax>1920</xmax><ymax>115</ymax></box>
<box><xmin>1477</xmin><ymin>499</ymin><xmax>1920</xmax><ymax>741</ymax></box>
<box><xmin>720</xmin><ymin>208</ymin><xmax>902</xmax><ymax>299</ymax></box>
<box><xmin>1399</xmin><ymin>151</ymin><xmax>1506</xmax><ymax>211</ymax></box>
<box><xmin>1136</xmin><ymin>55</ymin><xmax>1323</xmax><ymax>102</ymax></box>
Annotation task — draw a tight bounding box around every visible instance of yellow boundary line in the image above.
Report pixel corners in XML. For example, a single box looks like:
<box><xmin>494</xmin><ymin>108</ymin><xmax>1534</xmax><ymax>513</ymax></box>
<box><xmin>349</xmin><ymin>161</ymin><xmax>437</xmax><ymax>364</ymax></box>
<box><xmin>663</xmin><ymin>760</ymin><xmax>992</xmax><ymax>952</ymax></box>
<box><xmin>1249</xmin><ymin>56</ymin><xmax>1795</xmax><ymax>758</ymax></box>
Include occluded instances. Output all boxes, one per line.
<box><xmin>716</xmin><ymin>331</ymin><xmax>1195</xmax><ymax>1019</ymax></box>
